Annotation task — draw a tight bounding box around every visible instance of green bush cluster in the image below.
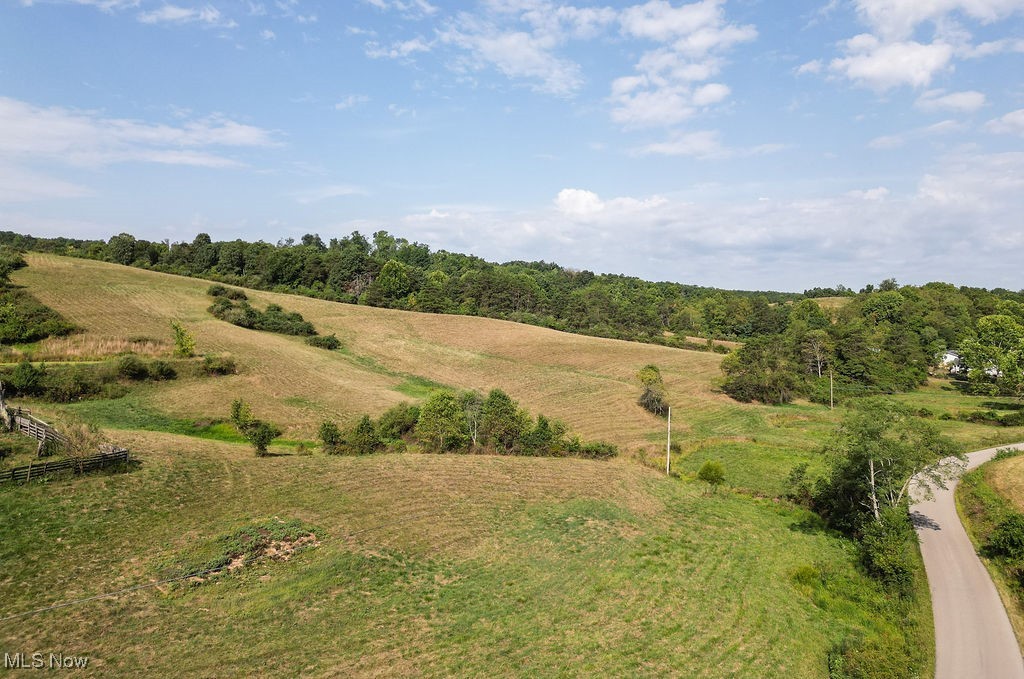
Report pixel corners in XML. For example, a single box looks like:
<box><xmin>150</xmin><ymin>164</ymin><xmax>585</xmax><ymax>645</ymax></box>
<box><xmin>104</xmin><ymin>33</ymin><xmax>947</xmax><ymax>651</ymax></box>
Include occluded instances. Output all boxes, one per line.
<box><xmin>319</xmin><ymin>389</ymin><xmax>617</xmax><ymax>460</ymax></box>
<box><xmin>202</xmin><ymin>354</ymin><xmax>237</xmax><ymax>376</ymax></box>
<box><xmin>206</xmin><ymin>284</ymin><xmax>248</xmax><ymax>300</ymax></box>
<box><xmin>0</xmin><ymin>287</ymin><xmax>78</xmax><ymax>344</ymax></box>
<box><xmin>230</xmin><ymin>398</ymin><xmax>282</xmax><ymax>456</ymax></box>
<box><xmin>208</xmin><ymin>296</ymin><xmax>316</xmax><ymax>336</ymax></box>
<box><xmin>955</xmin><ymin>409</ymin><xmax>1024</xmax><ymax>427</ymax></box>
<box><xmin>305</xmin><ymin>334</ymin><xmax>341</xmax><ymax>350</ymax></box>
<box><xmin>1</xmin><ymin>355</ymin><xmax>185</xmax><ymax>402</ymax></box>
<box><xmin>636</xmin><ymin>364</ymin><xmax>669</xmax><ymax>417</ymax></box>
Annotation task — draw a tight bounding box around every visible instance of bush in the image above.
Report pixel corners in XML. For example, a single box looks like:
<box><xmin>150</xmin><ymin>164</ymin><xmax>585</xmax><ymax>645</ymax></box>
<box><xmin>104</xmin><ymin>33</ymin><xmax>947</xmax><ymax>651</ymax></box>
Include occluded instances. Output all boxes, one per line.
<box><xmin>202</xmin><ymin>354</ymin><xmax>237</xmax><ymax>376</ymax></box>
<box><xmin>697</xmin><ymin>460</ymin><xmax>726</xmax><ymax>491</ymax></box>
<box><xmin>8</xmin><ymin>359</ymin><xmax>46</xmax><ymax>396</ymax></box>
<box><xmin>149</xmin><ymin>360</ymin><xmax>177</xmax><ymax>380</ymax></box>
<box><xmin>318</xmin><ymin>420</ymin><xmax>343</xmax><ymax>454</ymax></box>
<box><xmin>376</xmin><ymin>403</ymin><xmax>419</xmax><ymax>441</ymax></box>
<box><xmin>208</xmin><ymin>299</ymin><xmax>315</xmax><ymax>336</ymax></box>
<box><xmin>860</xmin><ymin>509</ymin><xmax>914</xmax><ymax>593</ymax></box>
<box><xmin>171</xmin><ymin>321</ymin><xmax>196</xmax><ymax>358</ymax></box>
<box><xmin>245</xmin><ymin>420</ymin><xmax>282</xmax><ymax>457</ymax></box>
<box><xmin>638</xmin><ymin>385</ymin><xmax>669</xmax><ymax>416</ymax></box>
<box><xmin>207</xmin><ymin>284</ymin><xmax>248</xmax><ymax>300</ymax></box>
<box><xmin>575</xmin><ymin>441</ymin><xmax>618</xmax><ymax>460</ymax></box>
<box><xmin>117</xmin><ymin>354</ymin><xmax>149</xmax><ymax>380</ymax></box>
<box><xmin>305</xmin><ymin>334</ymin><xmax>341</xmax><ymax>350</ymax></box>
<box><xmin>0</xmin><ymin>287</ymin><xmax>77</xmax><ymax>343</ymax></box>
<box><xmin>986</xmin><ymin>513</ymin><xmax>1024</xmax><ymax>561</ymax></box>
<box><xmin>348</xmin><ymin>415</ymin><xmax>382</xmax><ymax>455</ymax></box>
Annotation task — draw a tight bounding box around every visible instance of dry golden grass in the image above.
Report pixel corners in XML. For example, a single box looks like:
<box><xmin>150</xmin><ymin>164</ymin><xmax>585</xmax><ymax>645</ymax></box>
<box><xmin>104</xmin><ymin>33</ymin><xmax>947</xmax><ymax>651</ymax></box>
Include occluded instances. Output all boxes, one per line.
<box><xmin>0</xmin><ymin>335</ymin><xmax>171</xmax><ymax>363</ymax></box>
<box><xmin>811</xmin><ymin>297</ymin><xmax>852</xmax><ymax>311</ymax></box>
<box><xmin>988</xmin><ymin>454</ymin><xmax>1024</xmax><ymax>513</ymax></box>
<box><xmin>15</xmin><ymin>254</ymin><xmax>727</xmax><ymax>450</ymax></box>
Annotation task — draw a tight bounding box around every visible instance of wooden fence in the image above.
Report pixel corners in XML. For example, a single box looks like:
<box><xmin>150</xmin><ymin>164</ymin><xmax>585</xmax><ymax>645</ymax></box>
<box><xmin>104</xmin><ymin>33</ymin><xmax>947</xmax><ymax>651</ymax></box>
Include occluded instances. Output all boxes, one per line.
<box><xmin>0</xmin><ymin>383</ymin><xmax>70</xmax><ymax>456</ymax></box>
<box><xmin>0</xmin><ymin>447</ymin><xmax>131</xmax><ymax>483</ymax></box>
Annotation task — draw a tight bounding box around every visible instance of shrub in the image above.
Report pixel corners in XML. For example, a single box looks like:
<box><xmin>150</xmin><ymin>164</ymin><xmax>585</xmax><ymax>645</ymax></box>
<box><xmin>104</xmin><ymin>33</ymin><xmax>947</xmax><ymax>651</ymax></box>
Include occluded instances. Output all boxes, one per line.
<box><xmin>305</xmin><ymin>334</ymin><xmax>341</xmax><ymax>350</ymax></box>
<box><xmin>986</xmin><ymin>513</ymin><xmax>1024</xmax><ymax>561</ymax></box>
<box><xmin>0</xmin><ymin>287</ymin><xmax>77</xmax><ymax>343</ymax></box>
<box><xmin>8</xmin><ymin>359</ymin><xmax>46</xmax><ymax>396</ymax></box>
<box><xmin>860</xmin><ymin>509</ymin><xmax>914</xmax><ymax>593</ymax></box>
<box><xmin>576</xmin><ymin>441</ymin><xmax>618</xmax><ymax>460</ymax></box>
<box><xmin>117</xmin><ymin>354</ymin><xmax>149</xmax><ymax>380</ymax></box>
<box><xmin>784</xmin><ymin>462</ymin><xmax>814</xmax><ymax>507</ymax></box>
<box><xmin>638</xmin><ymin>385</ymin><xmax>669</xmax><ymax>417</ymax></box>
<box><xmin>245</xmin><ymin>420</ymin><xmax>282</xmax><ymax>457</ymax></box>
<box><xmin>318</xmin><ymin>420</ymin><xmax>343</xmax><ymax>454</ymax></box>
<box><xmin>376</xmin><ymin>403</ymin><xmax>419</xmax><ymax>441</ymax></box>
<box><xmin>697</xmin><ymin>460</ymin><xmax>726</xmax><ymax>491</ymax></box>
<box><xmin>149</xmin><ymin>360</ymin><xmax>177</xmax><ymax>380</ymax></box>
<box><xmin>348</xmin><ymin>415</ymin><xmax>382</xmax><ymax>455</ymax></box>
<box><xmin>202</xmin><ymin>354</ymin><xmax>237</xmax><ymax>376</ymax></box>
<box><xmin>171</xmin><ymin>321</ymin><xmax>196</xmax><ymax>358</ymax></box>
<box><xmin>207</xmin><ymin>284</ymin><xmax>248</xmax><ymax>300</ymax></box>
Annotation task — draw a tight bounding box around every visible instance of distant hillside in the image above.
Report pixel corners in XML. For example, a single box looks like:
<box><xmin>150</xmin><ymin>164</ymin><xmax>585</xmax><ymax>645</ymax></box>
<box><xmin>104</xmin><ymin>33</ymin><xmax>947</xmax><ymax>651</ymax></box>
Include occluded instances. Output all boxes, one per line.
<box><xmin>14</xmin><ymin>253</ymin><xmax>726</xmax><ymax>450</ymax></box>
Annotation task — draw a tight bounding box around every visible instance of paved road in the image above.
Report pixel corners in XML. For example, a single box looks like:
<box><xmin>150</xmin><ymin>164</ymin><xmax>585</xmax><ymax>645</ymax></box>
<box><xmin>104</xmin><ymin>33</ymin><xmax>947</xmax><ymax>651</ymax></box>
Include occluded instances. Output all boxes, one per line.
<box><xmin>910</xmin><ymin>443</ymin><xmax>1024</xmax><ymax>679</ymax></box>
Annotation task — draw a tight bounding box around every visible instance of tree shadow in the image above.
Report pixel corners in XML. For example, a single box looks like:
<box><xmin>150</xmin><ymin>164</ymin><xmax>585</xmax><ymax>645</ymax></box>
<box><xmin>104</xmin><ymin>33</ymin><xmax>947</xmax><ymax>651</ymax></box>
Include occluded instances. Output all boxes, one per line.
<box><xmin>909</xmin><ymin>510</ymin><xmax>941</xmax><ymax>531</ymax></box>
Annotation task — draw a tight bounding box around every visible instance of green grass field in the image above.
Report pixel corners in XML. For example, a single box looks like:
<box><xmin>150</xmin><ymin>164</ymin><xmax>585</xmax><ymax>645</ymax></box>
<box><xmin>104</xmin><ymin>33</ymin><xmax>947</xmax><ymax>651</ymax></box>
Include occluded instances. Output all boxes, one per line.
<box><xmin>7</xmin><ymin>255</ymin><xmax>1023</xmax><ymax>676</ymax></box>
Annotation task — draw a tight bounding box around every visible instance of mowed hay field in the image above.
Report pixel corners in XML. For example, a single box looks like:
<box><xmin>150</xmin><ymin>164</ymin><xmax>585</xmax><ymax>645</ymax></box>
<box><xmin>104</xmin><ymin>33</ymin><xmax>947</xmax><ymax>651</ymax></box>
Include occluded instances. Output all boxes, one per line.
<box><xmin>0</xmin><ymin>254</ymin><xmax>937</xmax><ymax>676</ymax></box>
<box><xmin>15</xmin><ymin>254</ymin><xmax>726</xmax><ymax>452</ymax></box>
<box><xmin>2</xmin><ymin>431</ymin><xmax>916</xmax><ymax>677</ymax></box>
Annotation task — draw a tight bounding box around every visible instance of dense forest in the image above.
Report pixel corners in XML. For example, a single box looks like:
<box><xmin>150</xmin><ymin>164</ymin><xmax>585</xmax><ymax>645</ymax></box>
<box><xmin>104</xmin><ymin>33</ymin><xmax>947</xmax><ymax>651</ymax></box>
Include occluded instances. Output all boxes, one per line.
<box><xmin>3</xmin><ymin>229</ymin><xmax>1022</xmax><ymax>402</ymax></box>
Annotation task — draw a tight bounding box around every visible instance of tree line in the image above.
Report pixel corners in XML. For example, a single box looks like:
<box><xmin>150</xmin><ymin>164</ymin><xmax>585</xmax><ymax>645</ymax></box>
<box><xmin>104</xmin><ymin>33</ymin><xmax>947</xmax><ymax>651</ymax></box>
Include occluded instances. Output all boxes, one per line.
<box><xmin>722</xmin><ymin>282</ymin><xmax>1024</xmax><ymax>403</ymax></box>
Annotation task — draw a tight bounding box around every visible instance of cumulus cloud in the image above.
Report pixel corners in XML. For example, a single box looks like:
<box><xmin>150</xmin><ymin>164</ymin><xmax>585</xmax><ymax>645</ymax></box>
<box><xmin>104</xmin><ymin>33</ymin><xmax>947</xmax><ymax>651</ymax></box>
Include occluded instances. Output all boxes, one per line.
<box><xmin>609</xmin><ymin>1</ymin><xmax>754</xmax><ymax>129</ymax></box>
<box><xmin>365</xmin><ymin>36</ymin><xmax>433</xmax><ymax>59</ymax></box>
<box><xmin>853</xmin><ymin>0</ymin><xmax>1024</xmax><ymax>41</ymax></box>
<box><xmin>0</xmin><ymin>96</ymin><xmax>277</xmax><ymax>168</ymax></box>
<box><xmin>829</xmin><ymin>34</ymin><xmax>953</xmax><ymax>90</ymax></box>
<box><xmin>137</xmin><ymin>4</ymin><xmax>236</xmax><ymax>27</ymax></box>
<box><xmin>438</xmin><ymin>12</ymin><xmax>584</xmax><ymax>96</ymax></box>
<box><xmin>369</xmin><ymin>151</ymin><xmax>1024</xmax><ymax>290</ymax></box>
<box><xmin>915</xmin><ymin>88</ymin><xmax>986</xmax><ymax>112</ymax></box>
<box><xmin>986</xmin><ymin>108</ymin><xmax>1024</xmax><ymax>135</ymax></box>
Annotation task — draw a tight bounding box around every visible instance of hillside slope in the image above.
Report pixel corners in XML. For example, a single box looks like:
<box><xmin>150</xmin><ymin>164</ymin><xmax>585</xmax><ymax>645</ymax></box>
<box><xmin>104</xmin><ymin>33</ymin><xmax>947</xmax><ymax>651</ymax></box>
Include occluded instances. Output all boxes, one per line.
<box><xmin>15</xmin><ymin>253</ymin><xmax>726</xmax><ymax>450</ymax></box>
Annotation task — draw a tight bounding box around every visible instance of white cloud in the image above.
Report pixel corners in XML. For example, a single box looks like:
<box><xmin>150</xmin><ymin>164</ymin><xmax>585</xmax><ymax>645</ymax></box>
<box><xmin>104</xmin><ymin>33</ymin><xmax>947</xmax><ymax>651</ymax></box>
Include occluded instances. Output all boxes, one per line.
<box><xmin>609</xmin><ymin>0</ymin><xmax>755</xmax><ymax>129</ymax></box>
<box><xmin>692</xmin><ymin>82</ymin><xmax>730</xmax><ymax>106</ymax></box>
<box><xmin>334</xmin><ymin>95</ymin><xmax>370</xmax><ymax>111</ymax></box>
<box><xmin>796</xmin><ymin>59</ymin><xmax>823</xmax><ymax>75</ymax></box>
<box><xmin>291</xmin><ymin>184</ymin><xmax>366</xmax><ymax>204</ymax></box>
<box><xmin>636</xmin><ymin>129</ymin><xmax>784</xmax><ymax>159</ymax></box>
<box><xmin>365</xmin><ymin>36</ymin><xmax>433</xmax><ymax>59</ymax></box>
<box><xmin>853</xmin><ymin>0</ymin><xmax>1024</xmax><ymax>41</ymax></box>
<box><xmin>361</xmin><ymin>0</ymin><xmax>437</xmax><ymax>19</ymax></box>
<box><xmin>868</xmin><ymin>118</ymin><xmax>963</xmax><ymax>149</ymax></box>
<box><xmin>847</xmin><ymin>186</ymin><xmax>890</xmax><ymax>200</ymax></box>
<box><xmin>915</xmin><ymin>88</ymin><xmax>986</xmax><ymax>112</ymax></box>
<box><xmin>0</xmin><ymin>96</ymin><xmax>277</xmax><ymax>168</ymax></box>
<box><xmin>260</xmin><ymin>28</ymin><xmax>276</xmax><ymax>40</ymax></box>
<box><xmin>137</xmin><ymin>4</ymin><xmax>235</xmax><ymax>27</ymax></box>
<box><xmin>440</xmin><ymin>18</ymin><xmax>583</xmax><ymax>96</ymax></box>
<box><xmin>367</xmin><ymin>152</ymin><xmax>1024</xmax><ymax>290</ymax></box>
<box><xmin>986</xmin><ymin>108</ymin><xmax>1024</xmax><ymax>135</ymax></box>
<box><xmin>0</xmin><ymin>164</ymin><xmax>92</xmax><ymax>203</ymax></box>
<box><xmin>829</xmin><ymin>34</ymin><xmax>953</xmax><ymax>90</ymax></box>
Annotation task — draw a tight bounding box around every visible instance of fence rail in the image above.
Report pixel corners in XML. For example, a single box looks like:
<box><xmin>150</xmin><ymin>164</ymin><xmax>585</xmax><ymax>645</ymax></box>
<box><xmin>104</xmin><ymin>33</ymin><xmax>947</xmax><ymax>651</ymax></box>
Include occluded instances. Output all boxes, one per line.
<box><xmin>0</xmin><ymin>448</ymin><xmax>131</xmax><ymax>483</ymax></box>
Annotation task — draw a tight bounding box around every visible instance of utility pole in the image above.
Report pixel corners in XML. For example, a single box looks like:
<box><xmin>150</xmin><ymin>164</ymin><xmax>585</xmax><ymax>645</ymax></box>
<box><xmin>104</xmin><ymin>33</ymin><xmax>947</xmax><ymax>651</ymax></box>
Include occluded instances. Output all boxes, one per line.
<box><xmin>666</xmin><ymin>406</ymin><xmax>672</xmax><ymax>476</ymax></box>
<box><xmin>829</xmin><ymin>369</ymin><xmax>834</xmax><ymax>410</ymax></box>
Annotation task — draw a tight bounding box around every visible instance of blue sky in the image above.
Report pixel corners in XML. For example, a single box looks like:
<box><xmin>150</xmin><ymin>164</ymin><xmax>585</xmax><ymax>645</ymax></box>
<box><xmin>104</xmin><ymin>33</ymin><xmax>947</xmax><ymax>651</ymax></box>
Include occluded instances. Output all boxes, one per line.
<box><xmin>1</xmin><ymin>0</ymin><xmax>1022</xmax><ymax>291</ymax></box>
